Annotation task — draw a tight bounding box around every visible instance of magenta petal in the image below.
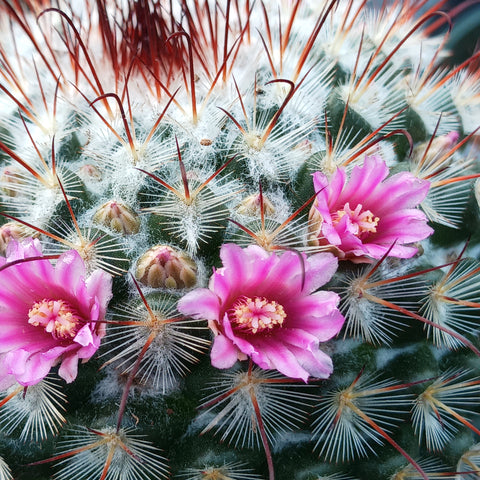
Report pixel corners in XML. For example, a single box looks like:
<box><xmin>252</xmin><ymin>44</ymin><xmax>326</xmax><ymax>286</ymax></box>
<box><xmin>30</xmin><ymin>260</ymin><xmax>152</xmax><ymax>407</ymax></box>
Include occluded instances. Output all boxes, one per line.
<box><xmin>219</xmin><ymin>244</ymin><xmax>276</xmax><ymax>299</ymax></box>
<box><xmin>217</xmin><ymin>244</ymin><xmax>251</xmax><ymax>294</ymax></box>
<box><xmin>340</xmin><ymin>156</ymin><xmax>389</xmax><ymax>204</ymax></box>
<box><xmin>261</xmin><ymin>251</ymin><xmax>305</xmax><ymax>298</ymax></box>
<box><xmin>377</xmin><ymin>174</ymin><xmax>430</xmax><ymax>211</ymax></box>
<box><xmin>6</xmin><ymin>349</ymin><xmax>54</xmax><ymax>386</ymax></box>
<box><xmin>86</xmin><ymin>269</ymin><xmax>113</xmax><ymax>319</ymax></box>
<box><xmin>221</xmin><ymin>314</ymin><xmax>256</xmax><ymax>356</ymax></box>
<box><xmin>363</xmin><ymin>242</ymin><xmax>419</xmax><ymax>259</ymax></box>
<box><xmin>276</xmin><ymin>328</ymin><xmax>319</xmax><ymax>349</ymax></box>
<box><xmin>210</xmin><ymin>335</ymin><xmax>239</xmax><ymax>369</ymax></box>
<box><xmin>0</xmin><ymin>353</ymin><xmax>16</xmax><ymax>390</ymax></box>
<box><xmin>177</xmin><ymin>288</ymin><xmax>220</xmax><ymax>320</ymax></box>
<box><xmin>58</xmin><ymin>353</ymin><xmax>79</xmax><ymax>383</ymax></box>
<box><xmin>253</xmin><ymin>339</ymin><xmax>310</xmax><ymax>381</ymax></box>
<box><xmin>54</xmin><ymin>250</ymin><xmax>86</xmax><ymax>295</ymax></box>
<box><xmin>288</xmin><ymin>345</ymin><xmax>334</xmax><ymax>379</ymax></box>
<box><xmin>74</xmin><ymin>325</ymin><xmax>95</xmax><ymax>347</ymax></box>
<box><xmin>302</xmin><ymin>253</ymin><xmax>338</xmax><ymax>293</ymax></box>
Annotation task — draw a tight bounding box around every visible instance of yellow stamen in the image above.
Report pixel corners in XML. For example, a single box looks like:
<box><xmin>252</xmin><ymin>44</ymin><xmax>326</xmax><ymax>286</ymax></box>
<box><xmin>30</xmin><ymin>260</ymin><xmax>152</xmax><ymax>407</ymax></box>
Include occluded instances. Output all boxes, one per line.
<box><xmin>230</xmin><ymin>296</ymin><xmax>286</xmax><ymax>334</ymax></box>
<box><xmin>28</xmin><ymin>299</ymin><xmax>83</xmax><ymax>340</ymax></box>
<box><xmin>334</xmin><ymin>202</ymin><xmax>379</xmax><ymax>236</ymax></box>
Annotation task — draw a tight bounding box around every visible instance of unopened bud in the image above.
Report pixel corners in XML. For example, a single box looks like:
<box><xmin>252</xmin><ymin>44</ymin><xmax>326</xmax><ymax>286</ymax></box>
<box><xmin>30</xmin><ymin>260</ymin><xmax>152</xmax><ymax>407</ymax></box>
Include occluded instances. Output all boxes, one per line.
<box><xmin>0</xmin><ymin>166</ymin><xmax>24</xmax><ymax>197</ymax></box>
<box><xmin>294</xmin><ymin>139</ymin><xmax>313</xmax><ymax>155</ymax></box>
<box><xmin>93</xmin><ymin>200</ymin><xmax>140</xmax><ymax>235</ymax></box>
<box><xmin>412</xmin><ymin>131</ymin><xmax>460</xmax><ymax>167</ymax></box>
<box><xmin>0</xmin><ymin>222</ymin><xmax>40</xmax><ymax>255</ymax></box>
<box><xmin>135</xmin><ymin>245</ymin><xmax>197</xmax><ymax>289</ymax></box>
<box><xmin>237</xmin><ymin>193</ymin><xmax>275</xmax><ymax>216</ymax></box>
<box><xmin>77</xmin><ymin>164</ymin><xmax>102</xmax><ymax>182</ymax></box>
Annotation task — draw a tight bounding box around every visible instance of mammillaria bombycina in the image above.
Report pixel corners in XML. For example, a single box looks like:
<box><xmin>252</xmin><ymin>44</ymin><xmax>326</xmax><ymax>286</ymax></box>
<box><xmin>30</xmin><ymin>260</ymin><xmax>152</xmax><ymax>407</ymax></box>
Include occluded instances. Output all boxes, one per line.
<box><xmin>0</xmin><ymin>0</ymin><xmax>479</xmax><ymax>478</ymax></box>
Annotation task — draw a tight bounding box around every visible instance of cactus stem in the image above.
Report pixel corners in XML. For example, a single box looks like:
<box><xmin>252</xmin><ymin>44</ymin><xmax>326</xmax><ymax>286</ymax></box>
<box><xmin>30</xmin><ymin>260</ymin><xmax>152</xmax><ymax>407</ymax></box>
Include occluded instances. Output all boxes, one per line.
<box><xmin>424</xmin><ymin>127</ymin><xmax>480</xmax><ymax>180</ymax></box>
<box><xmin>28</xmin><ymin>439</ymin><xmax>105</xmax><ymax>466</ymax></box>
<box><xmin>0</xmin><ymin>212</ymin><xmax>75</xmax><ymax>247</ymax></box>
<box><xmin>2</xmin><ymin>2</ymin><xmax>58</xmax><ymax>83</ymax></box>
<box><xmin>0</xmin><ymin>137</ymin><xmax>49</xmax><ymax>187</ymax></box>
<box><xmin>115</xmin><ymin>329</ymin><xmax>156</xmax><ymax>433</ymax></box>
<box><xmin>260</xmin><ymin>79</ymin><xmax>295</xmax><ymax>145</ymax></box>
<box><xmin>142</xmin><ymin>87</ymin><xmax>179</xmax><ymax>146</ymax></box>
<box><xmin>343</xmin><ymin>129</ymin><xmax>413</xmax><ymax>167</ymax></box>
<box><xmin>292</xmin><ymin>0</ymin><xmax>337</xmax><ymax>82</ymax></box>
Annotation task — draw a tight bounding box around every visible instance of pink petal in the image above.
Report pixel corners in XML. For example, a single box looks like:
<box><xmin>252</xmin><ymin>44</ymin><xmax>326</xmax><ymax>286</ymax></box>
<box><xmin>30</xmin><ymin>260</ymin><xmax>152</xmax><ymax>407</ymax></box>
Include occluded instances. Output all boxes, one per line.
<box><xmin>177</xmin><ymin>288</ymin><xmax>220</xmax><ymax>321</ymax></box>
<box><xmin>288</xmin><ymin>345</ymin><xmax>334</xmax><ymax>379</ymax></box>
<box><xmin>339</xmin><ymin>156</ymin><xmax>389</xmax><ymax>206</ymax></box>
<box><xmin>285</xmin><ymin>292</ymin><xmax>345</xmax><ymax>341</ymax></box>
<box><xmin>252</xmin><ymin>339</ymin><xmax>310</xmax><ymax>381</ymax></box>
<box><xmin>221</xmin><ymin>314</ymin><xmax>256</xmax><ymax>356</ymax></box>
<box><xmin>74</xmin><ymin>324</ymin><xmax>95</xmax><ymax>347</ymax></box>
<box><xmin>58</xmin><ymin>352</ymin><xmax>79</xmax><ymax>383</ymax></box>
<box><xmin>302</xmin><ymin>252</ymin><xmax>338</xmax><ymax>293</ymax></box>
<box><xmin>5</xmin><ymin>349</ymin><xmax>54</xmax><ymax>386</ymax></box>
<box><xmin>54</xmin><ymin>250</ymin><xmax>86</xmax><ymax>296</ymax></box>
<box><xmin>86</xmin><ymin>269</ymin><xmax>113</xmax><ymax>319</ymax></box>
<box><xmin>0</xmin><ymin>353</ymin><xmax>16</xmax><ymax>390</ymax></box>
<box><xmin>218</xmin><ymin>244</ymin><xmax>276</xmax><ymax>301</ymax></box>
<box><xmin>210</xmin><ymin>335</ymin><xmax>239</xmax><ymax>369</ymax></box>
<box><xmin>362</xmin><ymin>242</ymin><xmax>419</xmax><ymax>259</ymax></box>
<box><xmin>260</xmin><ymin>250</ymin><xmax>305</xmax><ymax>298</ymax></box>
<box><xmin>275</xmin><ymin>328</ymin><xmax>319</xmax><ymax>349</ymax></box>
<box><xmin>374</xmin><ymin>174</ymin><xmax>430</xmax><ymax>212</ymax></box>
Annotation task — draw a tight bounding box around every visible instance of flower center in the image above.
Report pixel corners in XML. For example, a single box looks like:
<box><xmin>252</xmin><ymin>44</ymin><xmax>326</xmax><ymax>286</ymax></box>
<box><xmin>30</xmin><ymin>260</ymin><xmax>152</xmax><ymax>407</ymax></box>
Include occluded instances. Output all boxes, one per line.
<box><xmin>28</xmin><ymin>299</ymin><xmax>83</xmax><ymax>340</ymax></box>
<box><xmin>230</xmin><ymin>296</ymin><xmax>286</xmax><ymax>334</ymax></box>
<box><xmin>334</xmin><ymin>202</ymin><xmax>379</xmax><ymax>236</ymax></box>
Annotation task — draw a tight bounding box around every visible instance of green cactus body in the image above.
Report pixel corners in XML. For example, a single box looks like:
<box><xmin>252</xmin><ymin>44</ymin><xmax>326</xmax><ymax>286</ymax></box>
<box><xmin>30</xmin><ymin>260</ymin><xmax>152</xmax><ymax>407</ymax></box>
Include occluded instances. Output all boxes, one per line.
<box><xmin>0</xmin><ymin>1</ymin><xmax>479</xmax><ymax>479</ymax></box>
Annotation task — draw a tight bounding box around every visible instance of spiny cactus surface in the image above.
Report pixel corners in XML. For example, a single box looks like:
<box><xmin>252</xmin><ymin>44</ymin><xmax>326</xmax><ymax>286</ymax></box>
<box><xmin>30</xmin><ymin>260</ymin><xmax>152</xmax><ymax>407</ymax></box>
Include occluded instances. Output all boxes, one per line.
<box><xmin>0</xmin><ymin>1</ymin><xmax>480</xmax><ymax>479</ymax></box>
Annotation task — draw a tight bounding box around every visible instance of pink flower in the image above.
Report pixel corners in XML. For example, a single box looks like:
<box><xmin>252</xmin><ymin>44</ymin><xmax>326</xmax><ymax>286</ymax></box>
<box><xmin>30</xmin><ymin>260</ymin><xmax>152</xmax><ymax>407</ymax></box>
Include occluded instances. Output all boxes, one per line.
<box><xmin>310</xmin><ymin>155</ymin><xmax>433</xmax><ymax>261</ymax></box>
<box><xmin>0</xmin><ymin>239</ymin><xmax>112</xmax><ymax>387</ymax></box>
<box><xmin>178</xmin><ymin>243</ymin><xmax>344</xmax><ymax>382</ymax></box>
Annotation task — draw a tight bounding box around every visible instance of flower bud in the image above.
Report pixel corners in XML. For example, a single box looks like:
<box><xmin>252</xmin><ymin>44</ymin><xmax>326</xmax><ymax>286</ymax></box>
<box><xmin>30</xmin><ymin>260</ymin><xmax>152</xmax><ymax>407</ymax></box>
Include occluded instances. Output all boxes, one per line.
<box><xmin>77</xmin><ymin>164</ymin><xmax>102</xmax><ymax>182</ymax></box>
<box><xmin>0</xmin><ymin>222</ymin><xmax>40</xmax><ymax>255</ymax></box>
<box><xmin>0</xmin><ymin>166</ymin><xmax>24</xmax><ymax>197</ymax></box>
<box><xmin>237</xmin><ymin>193</ymin><xmax>275</xmax><ymax>216</ymax></box>
<box><xmin>412</xmin><ymin>131</ymin><xmax>459</xmax><ymax>167</ymax></box>
<box><xmin>135</xmin><ymin>245</ymin><xmax>197</xmax><ymax>289</ymax></box>
<box><xmin>93</xmin><ymin>200</ymin><xmax>140</xmax><ymax>235</ymax></box>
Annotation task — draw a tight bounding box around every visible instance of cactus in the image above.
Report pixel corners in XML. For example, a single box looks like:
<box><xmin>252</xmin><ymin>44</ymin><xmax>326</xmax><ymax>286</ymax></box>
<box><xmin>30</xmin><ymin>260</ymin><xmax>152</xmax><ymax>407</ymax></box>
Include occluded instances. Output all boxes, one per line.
<box><xmin>0</xmin><ymin>1</ymin><xmax>480</xmax><ymax>479</ymax></box>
